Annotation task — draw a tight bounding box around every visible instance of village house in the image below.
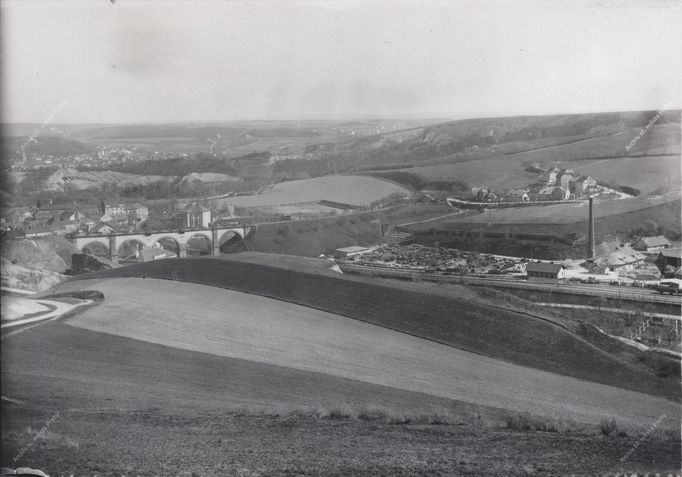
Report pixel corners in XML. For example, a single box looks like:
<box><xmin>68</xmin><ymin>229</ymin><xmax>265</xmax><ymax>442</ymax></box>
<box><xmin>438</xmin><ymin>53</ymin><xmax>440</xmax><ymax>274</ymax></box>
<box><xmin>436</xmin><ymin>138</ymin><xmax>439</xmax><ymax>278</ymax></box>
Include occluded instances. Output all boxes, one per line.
<box><xmin>104</xmin><ymin>204</ymin><xmax>126</xmax><ymax>216</ymax></box>
<box><xmin>91</xmin><ymin>222</ymin><xmax>118</xmax><ymax>235</ymax></box>
<box><xmin>124</xmin><ymin>203</ymin><xmax>149</xmax><ymax>221</ymax></box>
<box><xmin>632</xmin><ymin>235</ymin><xmax>671</xmax><ymax>251</ymax></box>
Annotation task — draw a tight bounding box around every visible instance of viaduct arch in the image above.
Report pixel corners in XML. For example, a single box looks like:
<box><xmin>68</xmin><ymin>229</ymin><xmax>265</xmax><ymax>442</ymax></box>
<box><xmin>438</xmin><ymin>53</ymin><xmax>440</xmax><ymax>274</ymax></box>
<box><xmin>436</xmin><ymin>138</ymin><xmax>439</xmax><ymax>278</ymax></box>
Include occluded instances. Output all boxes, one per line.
<box><xmin>70</xmin><ymin>226</ymin><xmax>253</xmax><ymax>265</ymax></box>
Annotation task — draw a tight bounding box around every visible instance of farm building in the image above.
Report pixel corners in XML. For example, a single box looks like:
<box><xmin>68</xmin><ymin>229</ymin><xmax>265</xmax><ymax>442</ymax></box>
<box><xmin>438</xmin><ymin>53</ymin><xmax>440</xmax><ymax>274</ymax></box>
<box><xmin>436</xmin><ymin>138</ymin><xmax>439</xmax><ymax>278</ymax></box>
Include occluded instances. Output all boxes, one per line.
<box><xmin>607</xmin><ymin>247</ymin><xmax>645</xmax><ymax>270</ymax></box>
<box><xmin>334</xmin><ymin>246</ymin><xmax>369</xmax><ymax>259</ymax></box>
<box><xmin>632</xmin><ymin>235</ymin><xmax>671</xmax><ymax>251</ymax></box>
<box><xmin>526</xmin><ymin>262</ymin><xmax>564</xmax><ymax>281</ymax></box>
<box><xmin>570</xmin><ymin>175</ymin><xmax>598</xmax><ymax>197</ymax></box>
<box><xmin>655</xmin><ymin>248</ymin><xmax>682</xmax><ymax>275</ymax></box>
<box><xmin>536</xmin><ymin>186</ymin><xmax>565</xmax><ymax>201</ymax></box>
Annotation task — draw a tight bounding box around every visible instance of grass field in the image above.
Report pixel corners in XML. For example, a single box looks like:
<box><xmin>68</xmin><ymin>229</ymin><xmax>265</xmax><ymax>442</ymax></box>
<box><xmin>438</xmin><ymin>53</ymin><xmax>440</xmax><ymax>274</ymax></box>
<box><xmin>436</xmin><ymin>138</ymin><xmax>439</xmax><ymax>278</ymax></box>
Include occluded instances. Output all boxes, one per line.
<box><xmin>46</xmin><ymin>277</ymin><xmax>678</xmax><ymax>427</ymax></box>
<box><xmin>402</xmin><ymin>124</ymin><xmax>680</xmax><ymax>194</ymax></box>
<box><xmin>4</xmin><ymin>254</ymin><xmax>681</xmax><ymax>474</ymax></box>
<box><xmin>212</xmin><ymin>175</ymin><xmax>411</xmax><ymax>209</ymax></box>
<box><xmin>67</xmin><ymin>256</ymin><xmax>681</xmax><ymax>399</ymax></box>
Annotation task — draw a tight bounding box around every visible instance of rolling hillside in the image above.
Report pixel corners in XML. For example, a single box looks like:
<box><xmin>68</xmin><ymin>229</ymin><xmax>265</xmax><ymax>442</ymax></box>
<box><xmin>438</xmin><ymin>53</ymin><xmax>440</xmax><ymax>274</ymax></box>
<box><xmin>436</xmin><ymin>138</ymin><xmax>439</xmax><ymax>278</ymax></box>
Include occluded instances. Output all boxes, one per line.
<box><xmin>3</xmin><ymin>253</ymin><xmax>680</xmax><ymax>474</ymax></box>
<box><xmin>42</xmin><ymin>276</ymin><xmax>679</xmax><ymax>428</ymax></box>
<box><xmin>68</xmin><ymin>255</ymin><xmax>680</xmax><ymax>399</ymax></box>
<box><xmin>277</xmin><ymin>111</ymin><xmax>680</xmax><ymax>177</ymax></box>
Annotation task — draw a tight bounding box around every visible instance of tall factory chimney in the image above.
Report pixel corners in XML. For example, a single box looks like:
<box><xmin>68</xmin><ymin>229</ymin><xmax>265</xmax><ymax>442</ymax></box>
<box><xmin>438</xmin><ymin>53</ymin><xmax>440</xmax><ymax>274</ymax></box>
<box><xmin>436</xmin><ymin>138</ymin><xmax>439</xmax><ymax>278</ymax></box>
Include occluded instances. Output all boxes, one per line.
<box><xmin>587</xmin><ymin>197</ymin><xmax>594</xmax><ymax>259</ymax></box>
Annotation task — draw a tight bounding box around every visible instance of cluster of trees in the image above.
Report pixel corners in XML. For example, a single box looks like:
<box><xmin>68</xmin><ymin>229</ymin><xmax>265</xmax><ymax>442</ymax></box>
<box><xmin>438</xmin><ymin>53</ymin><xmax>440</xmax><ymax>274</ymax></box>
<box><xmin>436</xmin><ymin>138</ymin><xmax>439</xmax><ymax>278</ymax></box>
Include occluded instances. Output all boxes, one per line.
<box><xmin>627</xmin><ymin>220</ymin><xmax>681</xmax><ymax>241</ymax></box>
<box><xmin>502</xmin><ymin>114</ymin><xmax>621</xmax><ymax>143</ymax></box>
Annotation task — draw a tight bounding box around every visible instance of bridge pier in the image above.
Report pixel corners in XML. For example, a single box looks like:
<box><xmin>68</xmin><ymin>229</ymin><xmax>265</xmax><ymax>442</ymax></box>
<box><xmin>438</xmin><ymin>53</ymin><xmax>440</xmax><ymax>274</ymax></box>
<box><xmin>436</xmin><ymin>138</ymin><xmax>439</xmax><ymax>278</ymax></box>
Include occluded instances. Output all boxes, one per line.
<box><xmin>178</xmin><ymin>243</ymin><xmax>187</xmax><ymax>258</ymax></box>
<box><xmin>211</xmin><ymin>227</ymin><xmax>220</xmax><ymax>256</ymax></box>
<box><xmin>108</xmin><ymin>234</ymin><xmax>119</xmax><ymax>265</ymax></box>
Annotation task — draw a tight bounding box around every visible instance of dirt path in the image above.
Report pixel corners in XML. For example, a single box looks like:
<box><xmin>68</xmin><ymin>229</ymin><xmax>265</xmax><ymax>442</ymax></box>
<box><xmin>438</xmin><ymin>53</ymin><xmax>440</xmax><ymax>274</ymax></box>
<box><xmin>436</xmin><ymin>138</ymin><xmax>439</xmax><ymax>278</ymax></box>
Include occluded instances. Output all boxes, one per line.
<box><xmin>61</xmin><ymin>277</ymin><xmax>679</xmax><ymax>429</ymax></box>
<box><xmin>1</xmin><ymin>298</ymin><xmax>91</xmax><ymax>332</ymax></box>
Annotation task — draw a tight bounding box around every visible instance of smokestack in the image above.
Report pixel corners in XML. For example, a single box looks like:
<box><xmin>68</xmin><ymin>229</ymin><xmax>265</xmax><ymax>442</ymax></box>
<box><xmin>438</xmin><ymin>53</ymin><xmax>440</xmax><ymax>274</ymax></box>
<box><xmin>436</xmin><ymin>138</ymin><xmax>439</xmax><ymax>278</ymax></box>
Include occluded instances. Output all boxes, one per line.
<box><xmin>587</xmin><ymin>197</ymin><xmax>595</xmax><ymax>259</ymax></box>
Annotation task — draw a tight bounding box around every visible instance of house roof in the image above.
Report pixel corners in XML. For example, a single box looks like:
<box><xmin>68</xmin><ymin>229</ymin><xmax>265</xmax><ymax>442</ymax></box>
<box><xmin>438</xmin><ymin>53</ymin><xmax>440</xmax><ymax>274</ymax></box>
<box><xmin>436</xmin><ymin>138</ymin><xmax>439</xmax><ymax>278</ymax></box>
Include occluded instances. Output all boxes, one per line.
<box><xmin>607</xmin><ymin>248</ymin><xmax>645</xmax><ymax>266</ymax></box>
<box><xmin>659</xmin><ymin>248</ymin><xmax>682</xmax><ymax>259</ymax></box>
<box><xmin>526</xmin><ymin>262</ymin><xmax>563</xmax><ymax>274</ymax></box>
<box><xmin>92</xmin><ymin>222</ymin><xmax>117</xmax><ymax>233</ymax></box>
<box><xmin>178</xmin><ymin>204</ymin><xmax>211</xmax><ymax>213</ymax></box>
<box><xmin>538</xmin><ymin>186</ymin><xmax>562</xmax><ymax>195</ymax></box>
<box><xmin>335</xmin><ymin>246</ymin><xmax>368</xmax><ymax>254</ymax></box>
<box><xmin>638</xmin><ymin>235</ymin><xmax>670</xmax><ymax>247</ymax></box>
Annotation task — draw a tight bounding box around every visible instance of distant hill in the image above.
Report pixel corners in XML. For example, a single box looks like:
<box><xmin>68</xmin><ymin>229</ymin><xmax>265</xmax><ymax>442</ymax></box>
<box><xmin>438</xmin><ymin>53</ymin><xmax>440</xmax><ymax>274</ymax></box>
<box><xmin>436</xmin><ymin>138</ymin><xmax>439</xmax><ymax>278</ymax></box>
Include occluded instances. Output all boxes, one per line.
<box><xmin>2</xmin><ymin>136</ymin><xmax>94</xmax><ymax>159</ymax></box>
<box><xmin>275</xmin><ymin>110</ymin><xmax>681</xmax><ymax>178</ymax></box>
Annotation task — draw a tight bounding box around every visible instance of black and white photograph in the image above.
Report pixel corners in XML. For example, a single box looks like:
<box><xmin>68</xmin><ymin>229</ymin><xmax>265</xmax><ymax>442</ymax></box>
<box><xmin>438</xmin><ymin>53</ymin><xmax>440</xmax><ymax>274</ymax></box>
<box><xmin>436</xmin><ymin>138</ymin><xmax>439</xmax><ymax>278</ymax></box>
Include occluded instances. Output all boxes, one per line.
<box><xmin>1</xmin><ymin>0</ymin><xmax>681</xmax><ymax>475</ymax></box>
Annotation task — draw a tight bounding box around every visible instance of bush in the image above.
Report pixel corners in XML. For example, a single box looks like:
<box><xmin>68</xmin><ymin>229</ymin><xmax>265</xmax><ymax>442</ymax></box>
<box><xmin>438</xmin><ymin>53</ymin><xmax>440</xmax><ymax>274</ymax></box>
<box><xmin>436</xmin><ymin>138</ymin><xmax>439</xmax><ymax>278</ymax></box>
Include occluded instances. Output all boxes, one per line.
<box><xmin>600</xmin><ymin>418</ymin><xmax>618</xmax><ymax>436</ymax></box>
<box><xmin>357</xmin><ymin>408</ymin><xmax>388</xmax><ymax>422</ymax></box>
<box><xmin>323</xmin><ymin>407</ymin><xmax>351</xmax><ymax>420</ymax></box>
<box><xmin>505</xmin><ymin>413</ymin><xmax>558</xmax><ymax>433</ymax></box>
<box><xmin>44</xmin><ymin>290</ymin><xmax>105</xmax><ymax>302</ymax></box>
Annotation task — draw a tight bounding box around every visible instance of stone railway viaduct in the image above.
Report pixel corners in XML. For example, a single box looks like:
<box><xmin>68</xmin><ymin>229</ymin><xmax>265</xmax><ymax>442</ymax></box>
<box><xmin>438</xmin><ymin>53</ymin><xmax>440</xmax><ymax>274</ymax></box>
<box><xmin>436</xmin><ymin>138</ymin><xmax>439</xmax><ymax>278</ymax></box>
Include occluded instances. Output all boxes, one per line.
<box><xmin>70</xmin><ymin>225</ymin><xmax>254</xmax><ymax>264</ymax></box>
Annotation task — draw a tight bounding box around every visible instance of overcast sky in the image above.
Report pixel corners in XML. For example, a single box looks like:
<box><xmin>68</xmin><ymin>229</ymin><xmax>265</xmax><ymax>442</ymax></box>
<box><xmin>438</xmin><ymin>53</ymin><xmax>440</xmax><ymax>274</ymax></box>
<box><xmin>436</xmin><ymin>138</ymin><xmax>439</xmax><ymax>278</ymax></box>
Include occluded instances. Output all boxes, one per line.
<box><xmin>2</xmin><ymin>0</ymin><xmax>681</xmax><ymax>124</ymax></box>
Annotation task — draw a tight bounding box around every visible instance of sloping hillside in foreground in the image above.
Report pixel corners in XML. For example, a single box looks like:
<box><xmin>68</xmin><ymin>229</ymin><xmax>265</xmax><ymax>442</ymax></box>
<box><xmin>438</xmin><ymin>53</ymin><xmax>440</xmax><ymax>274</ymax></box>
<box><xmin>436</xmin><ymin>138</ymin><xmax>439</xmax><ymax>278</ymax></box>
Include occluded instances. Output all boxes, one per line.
<box><xmin>37</xmin><ymin>277</ymin><xmax>681</xmax><ymax>428</ymax></box>
<box><xmin>70</xmin><ymin>254</ymin><xmax>680</xmax><ymax>400</ymax></box>
<box><xmin>3</xmin><ymin>253</ymin><xmax>680</xmax><ymax>475</ymax></box>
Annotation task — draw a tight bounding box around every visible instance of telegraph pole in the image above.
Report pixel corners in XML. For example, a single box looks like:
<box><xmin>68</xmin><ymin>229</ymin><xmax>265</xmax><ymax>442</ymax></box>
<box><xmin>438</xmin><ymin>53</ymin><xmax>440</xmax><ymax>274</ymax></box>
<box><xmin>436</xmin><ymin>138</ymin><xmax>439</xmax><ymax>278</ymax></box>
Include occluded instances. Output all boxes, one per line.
<box><xmin>587</xmin><ymin>197</ymin><xmax>594</xmax><ymax>260</ymax></box>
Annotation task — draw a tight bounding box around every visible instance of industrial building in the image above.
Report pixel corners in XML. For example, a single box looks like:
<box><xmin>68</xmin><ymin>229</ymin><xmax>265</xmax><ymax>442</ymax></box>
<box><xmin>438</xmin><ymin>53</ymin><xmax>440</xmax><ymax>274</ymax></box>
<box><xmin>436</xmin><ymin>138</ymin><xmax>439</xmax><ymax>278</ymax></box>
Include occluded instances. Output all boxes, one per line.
<box><xmin>526</xmin><ymin>262</ymin><xmax>564</xmax><ymax>281</ymax></box>
<box><xmin>333</xmin><ymin>246</ymin><xmax>369</xmax><ymax>259</ymax></box>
